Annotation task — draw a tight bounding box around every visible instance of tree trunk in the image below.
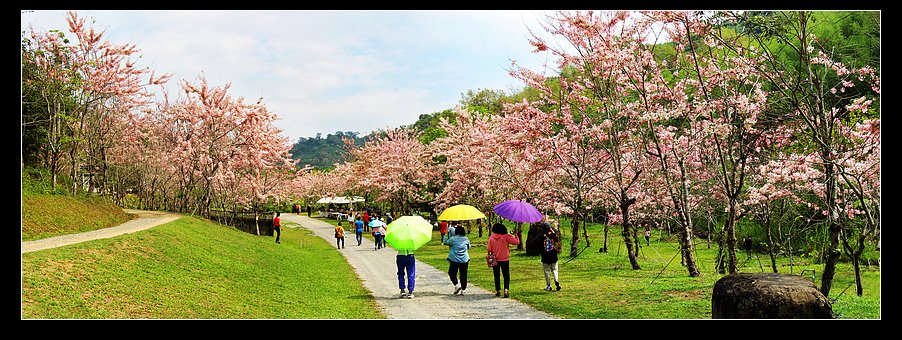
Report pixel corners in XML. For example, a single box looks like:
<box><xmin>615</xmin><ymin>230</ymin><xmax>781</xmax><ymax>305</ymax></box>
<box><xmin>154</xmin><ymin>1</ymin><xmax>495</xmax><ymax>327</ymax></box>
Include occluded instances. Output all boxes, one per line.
<box><xmin>851</xmin><ymin>254</ymin><xmax>863</xmax><ymax>297</ymax></box>
<box><xmin>631</xmin><ymin>223</ymin><xmax>640</xmax><ymax>259</ymax></box>
<box><xmin>620</xmin><ymin>198</ymin><xmax>641</xmax><ymax>270</ymax></box>
<box><xmin>725</xmin><ymin>200</ymin><xmax>738</xmax><ymax>274</ymax></box>
<box><xmin>254</xmin><ymin>210</ymin><xmax>261</xmax><ymax>236</ymax></box>
<box><xmin>764</xmin><ymin>213</ymin><xmax>779</xmax><ymax>273</ymax></box>
<box><xmin>602</xmin><ymin>224</ymin><xmax>609</xmax><ymax>253</ymax></box>
<box><xmin>679</xmin><ymin>215</ymin><xmax>700</xmax><ymax>277</ymax></box>
<box><xmin>820</xmin><ymin>167</ymin><xmax>840</xmax><ymax>297</ymax></box>
<box><xmin>70</xmin><ymin>149</ymin><xmax>79</xmax><ymax>195</ymax></box>
<box><xmin>716</xmin><ymin>224</ymin><xmax>726</xmax><ymax>274</ymax></box>
<box><xmin>516</xmin><ymin>222</ymin><xmax>524</xmax><ymax>251</ymax></box>
<box><xmin>570</xmin><ymin>214</ymin><xmax>580</xmax><ymax>258</ymax></box>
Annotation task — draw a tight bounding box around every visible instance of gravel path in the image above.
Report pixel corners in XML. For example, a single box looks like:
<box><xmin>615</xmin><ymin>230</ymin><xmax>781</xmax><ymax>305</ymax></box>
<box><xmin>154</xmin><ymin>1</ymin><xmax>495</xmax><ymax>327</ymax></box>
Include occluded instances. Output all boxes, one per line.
<box><xmin>282</xmin><ymin>214</ymin><xmax>556</xmax><ymax>319</ymax></box>
<box><xmin>21</xmin><ymin>209</ymin><xmax>180</xmax><ymax>254</ymax></box>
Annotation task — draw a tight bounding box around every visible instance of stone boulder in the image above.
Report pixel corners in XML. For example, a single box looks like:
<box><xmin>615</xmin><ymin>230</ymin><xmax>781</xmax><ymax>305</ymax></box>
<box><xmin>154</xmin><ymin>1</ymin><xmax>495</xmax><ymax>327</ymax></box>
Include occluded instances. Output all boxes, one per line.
<box><xmin>712</xmin><ymin>272</ymin><xmax>833</xmax><ymax>319</ymax></box>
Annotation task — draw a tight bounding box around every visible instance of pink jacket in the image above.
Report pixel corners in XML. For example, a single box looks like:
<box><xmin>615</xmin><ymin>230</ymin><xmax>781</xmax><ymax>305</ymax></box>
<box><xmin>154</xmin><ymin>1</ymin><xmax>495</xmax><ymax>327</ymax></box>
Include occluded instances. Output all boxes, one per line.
<box><xmin>487</xmin><ymin>233</ymin><xmax>520</xmax><ymax>262</ymax></box>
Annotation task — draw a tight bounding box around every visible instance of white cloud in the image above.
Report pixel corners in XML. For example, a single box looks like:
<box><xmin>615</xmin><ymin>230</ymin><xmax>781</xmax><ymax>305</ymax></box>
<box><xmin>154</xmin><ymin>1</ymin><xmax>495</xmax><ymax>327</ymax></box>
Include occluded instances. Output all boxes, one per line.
<box><xmin>21</xmin><ymin>10</ymin><xmax>561</xmax><ymax>141</ymax></box>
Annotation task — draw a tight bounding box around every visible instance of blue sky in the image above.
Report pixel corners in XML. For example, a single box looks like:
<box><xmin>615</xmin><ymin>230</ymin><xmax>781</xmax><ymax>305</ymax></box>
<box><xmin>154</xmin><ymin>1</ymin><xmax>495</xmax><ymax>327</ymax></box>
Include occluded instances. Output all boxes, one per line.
<box><xmin>21</xmin><ymin>10</ymin><xmax>560</xmax><ymax>142</ymax></box>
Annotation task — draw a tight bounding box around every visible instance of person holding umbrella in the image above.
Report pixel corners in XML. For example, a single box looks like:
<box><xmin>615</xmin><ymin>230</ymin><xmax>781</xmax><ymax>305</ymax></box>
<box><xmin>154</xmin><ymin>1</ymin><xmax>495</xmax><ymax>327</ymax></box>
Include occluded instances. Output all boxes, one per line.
<box><xmin>396</xmin><ymin>248</ymin><xmax>416</xmax><ymax>298</ymax></box>
<box><xmin>488</xmin><ymin>223</ymin><xmax>520</xmax><ymax>298</ymax></box>
<box><xmin>384</xmin><ymin>216</ymin><xmax>434</xmax><ymax>299</ymax></box>
<box><xmin>443</xmin><ymin>224</ymin><xmax>471</xmax><ymax>295</ymax></box>
<box><xmin>371</xmin><ymin>218</ymin><xmax>386</xmax><ymax>250</ymax></box>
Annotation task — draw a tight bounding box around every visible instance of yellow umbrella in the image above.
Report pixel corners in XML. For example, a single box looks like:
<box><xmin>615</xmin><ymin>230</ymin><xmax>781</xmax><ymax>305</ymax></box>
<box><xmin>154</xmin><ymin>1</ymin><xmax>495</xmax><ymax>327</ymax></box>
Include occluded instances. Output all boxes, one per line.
<box><xmin>438</xmin><ymin>204</ymin><xmax>486</xmax><ymax>221</ymax></box>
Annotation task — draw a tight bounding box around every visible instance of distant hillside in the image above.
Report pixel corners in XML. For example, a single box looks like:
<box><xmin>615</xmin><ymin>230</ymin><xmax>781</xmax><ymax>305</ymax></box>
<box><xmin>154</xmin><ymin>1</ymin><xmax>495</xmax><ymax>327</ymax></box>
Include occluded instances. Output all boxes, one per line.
<box><xmin>289</xmin><ymin>131</ymin><xmax>365</xmax><ymax>170</ymax></box>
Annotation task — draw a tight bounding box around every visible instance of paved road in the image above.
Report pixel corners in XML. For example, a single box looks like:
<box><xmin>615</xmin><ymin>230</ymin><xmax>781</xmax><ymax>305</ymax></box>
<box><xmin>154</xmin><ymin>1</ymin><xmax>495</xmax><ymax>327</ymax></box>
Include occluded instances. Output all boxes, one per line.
<box><xmin>21</xmin><ymin>209</ymin><xmax>180</xmax><ymax>254</ymax></box>
<box><xmin>282</xmin><ymin>214</ymin><xmax>555</xmax><ymax>319</ymax></box>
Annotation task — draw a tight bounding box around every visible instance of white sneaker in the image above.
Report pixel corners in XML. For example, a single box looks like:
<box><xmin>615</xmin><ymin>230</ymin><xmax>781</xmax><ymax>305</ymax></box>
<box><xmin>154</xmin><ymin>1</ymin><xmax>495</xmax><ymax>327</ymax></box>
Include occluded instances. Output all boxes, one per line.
<box><xmin>406</xmin><ymin>292</ymin><xmax>414</xmax><ymax>299</ymax></box>
<box><xmin>453</xmin><ymin>284</ymin><xmax>462</xmax><ymax>295</ymax></box>
<box><xmin>458</xmin><ymin>289</ymin><xmax>465</xmax><ymax>295</ymax></box>
<box><xmin>399</xmin><ymin>289</ymin><xmax>407</xmax><ymax>298</ymax></box>
<box><xmin>544</xmin><ymin>286</ymin><xmax>552</xmax><ymax>291</ymax></box>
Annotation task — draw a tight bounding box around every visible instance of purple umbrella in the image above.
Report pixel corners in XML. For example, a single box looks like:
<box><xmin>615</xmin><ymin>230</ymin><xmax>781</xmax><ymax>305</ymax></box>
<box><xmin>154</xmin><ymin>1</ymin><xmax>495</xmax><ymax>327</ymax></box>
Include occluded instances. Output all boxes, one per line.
<box><xmin>493</xmin><ymin>200</ymin><xmax>543</xmax><ymax>223</ymax></box>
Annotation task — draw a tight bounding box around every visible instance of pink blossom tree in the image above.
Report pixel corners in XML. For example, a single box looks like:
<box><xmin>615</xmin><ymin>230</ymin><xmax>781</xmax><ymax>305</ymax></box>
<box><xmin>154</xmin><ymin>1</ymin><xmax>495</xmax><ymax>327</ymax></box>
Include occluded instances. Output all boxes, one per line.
<box><xmin>152</xmin><ymin>76</ymin><xmax>293</xmax><ymax>220</ymax></box>
<box><xmin>835</xmin><ymin>119</ymin><xmax>879</xmax><ymax>295</ymax></box>
<box><xmin>671</xmin><ymin>12</ymin><xmax>774</xmax><ymax>275</ymax></box>
<box><xmin>514</xmin><ymin>11</ymin><xmax>662</xmax><ymax>268</ymax></box>
<box><xmin>430</xmin><ymin>109</ymin><xmax>505</xmax><ymax>231</ymax></box>
<box><xmin>739</xmin><ymin>124</ymin><xmax>802</xmax><ymax>273</ymax></box>
<box><xmin>431</xmin><ymin>107</ymin><xmax>556</xmax><ymax>240</ymax></box>
<box><xmin>24</xmin><ymin>11</ymin><xmax>169</xmax><ymax>194</ymax></box>
<box><xmin>739</xmin><ymin>10</ymin><xmax>880</xmax><ymax>296</ymax></box>
<box><xmin>212</xmin><ymin>99</ymin><xmax>296</xmax><ymax>234</ymax></box>
<box><xmin>351</xmin><ymin>128</ymin><xmax>437</xmax><ymax>215</ymax></box>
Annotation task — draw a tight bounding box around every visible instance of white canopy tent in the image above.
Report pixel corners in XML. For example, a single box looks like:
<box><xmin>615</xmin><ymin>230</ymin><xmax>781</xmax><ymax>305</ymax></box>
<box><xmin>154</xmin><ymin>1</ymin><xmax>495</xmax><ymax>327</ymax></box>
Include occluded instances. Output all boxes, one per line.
<box><xmin>316</xmin><ymin>196</ymin><xmax>365</xmax><ymax>204</ymax></box>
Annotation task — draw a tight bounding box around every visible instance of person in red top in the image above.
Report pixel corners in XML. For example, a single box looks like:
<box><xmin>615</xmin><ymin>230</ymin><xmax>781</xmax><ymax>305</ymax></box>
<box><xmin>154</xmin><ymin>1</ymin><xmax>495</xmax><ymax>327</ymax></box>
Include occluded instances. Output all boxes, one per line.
<box><xmin>362</xmin><ymin>212</ymin><xmax>371</xmax><ymax>233</ymax></box>
<box><xmin>273</xmin><ymin>212</ymin><xmax>282</xmax><ymax>244</ymax></box>
<box><xmin>487</xmin><ymin>223</ymin><xmax>520</xmax><ymax>298</ymax></box>
<box><xmin>439</xmin><ymin>220</ymin><xmax>449</xmax><ymax>240</ymax></box>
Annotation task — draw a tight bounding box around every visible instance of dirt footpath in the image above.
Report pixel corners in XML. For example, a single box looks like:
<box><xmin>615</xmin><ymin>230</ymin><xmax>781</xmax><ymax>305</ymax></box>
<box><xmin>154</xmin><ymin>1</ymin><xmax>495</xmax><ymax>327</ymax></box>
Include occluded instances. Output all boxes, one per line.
<box><xmin>21</xmin><ymin>209</ymin><xmax>180</xmax><ymax>254</ymax></box>
<box><xmin>282</xmin><ymin>214</ymin><xmax>555</xmax><ymax>319</ymax></box>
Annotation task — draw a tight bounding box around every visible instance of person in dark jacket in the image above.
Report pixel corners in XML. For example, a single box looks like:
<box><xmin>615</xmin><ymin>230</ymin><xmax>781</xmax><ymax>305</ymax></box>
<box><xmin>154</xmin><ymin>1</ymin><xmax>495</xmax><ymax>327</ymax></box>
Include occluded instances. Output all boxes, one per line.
<box><xmin>744</xmin><ymin>235</ymin><xmax>753</xmax><ymax>258</ymax></box>
<box><xmin>540</xmin><ymin>223</ymin><xmax>561</xmax><ymax>291</ymax></box>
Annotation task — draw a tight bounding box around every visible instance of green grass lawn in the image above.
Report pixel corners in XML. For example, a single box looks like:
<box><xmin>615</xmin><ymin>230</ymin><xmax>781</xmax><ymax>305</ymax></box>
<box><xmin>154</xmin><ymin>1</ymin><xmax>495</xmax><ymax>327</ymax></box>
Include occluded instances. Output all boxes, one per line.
<box><xmin>412</xmin><ymin>220</ymin><xmax>880</xmax><ymax>319</ymax></box>
<box><xmin>23</xmin><ymin>212</ymin><xmax>879</xmax><ymax>319</ymax></box>
<box><xmin>21</xmin><ymin>216</ymin><xmax>383</xmax><ymax>319</ymax></box>
<box><xmin>21</xmin><ymin>194</ymin><xmax>133</xmax><ymax>241</ymax></box>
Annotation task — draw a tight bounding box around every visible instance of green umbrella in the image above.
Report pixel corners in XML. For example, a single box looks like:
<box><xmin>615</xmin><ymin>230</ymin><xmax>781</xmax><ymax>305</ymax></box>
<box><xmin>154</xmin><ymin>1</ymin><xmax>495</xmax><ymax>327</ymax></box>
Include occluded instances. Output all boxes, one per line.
<box><xmin>384</xmin><ymin>216</ymin><xmax>433</xmax><ymax>251</ymax></box>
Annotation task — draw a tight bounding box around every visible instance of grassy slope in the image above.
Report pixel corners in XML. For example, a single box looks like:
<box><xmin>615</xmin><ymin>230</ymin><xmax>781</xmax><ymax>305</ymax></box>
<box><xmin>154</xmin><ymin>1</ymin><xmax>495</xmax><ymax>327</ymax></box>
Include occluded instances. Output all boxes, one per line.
<box><xmin>21</xmin><ymin>216</ymin><xmax>383</xmax><ymax>319</ymax></box>
<box><xmin>21</xmin><ymin>194</ymin><xmax>133</xmax><ymax>241</ymax></box>
<box><xmin>413</xmin><ymin>221</ymin><xmax>880</xmax><ymax>319</ymax></box>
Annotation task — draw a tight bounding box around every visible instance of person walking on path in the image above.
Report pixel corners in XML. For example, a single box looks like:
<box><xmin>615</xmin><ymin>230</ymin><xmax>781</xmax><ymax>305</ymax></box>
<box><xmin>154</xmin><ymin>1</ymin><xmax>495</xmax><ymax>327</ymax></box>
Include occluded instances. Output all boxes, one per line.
<box><xmin>540</xmin><ymin>223</ymin><xmax>561</xmax><ymax>292</ymax></box>
<box><xmin>644</xmin><ymin>224</ymin><xmax>651</xmax><ymax>246</ymax></box>
<box><xmin>488</xmin><ymin>223</ymin><xmax>520</xmax><ymax>298</ymax></box>
<box><xmin>373</xmin><ymin>221</ymin><xmax>386</xmax><ymax>250</ymax></box>
<box><xmin>273</xmin><ymin>212</ymin><xmax>282</xmax><ymax>244</ymax></box>
<box><xmin>335</xmin><ymin>222</ymin><xmax>346</xmax><ymax>249</ymax></box>
<box><xmin>354</xmin><ymin>216</ymin><xmax>364</xmax><ymax>246</ymax></box>
<box><xmin>397</xmin><ymin>248</ymin><xmax>417</xmax><ymax>298</ymax></box>
<box><xmin>439</xmin><ymin>220</ymin><xmax>449</xmax><ymax>241</ymax></box>
<box><xmin>443</xmin><ymin>224</ymin><xmax>471</xmax><ymax>295</ymax></box>
<box><xmin>363</xmin><ymin>211</ymin><xmax>371</xmax><ymax>233</ymax></box>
